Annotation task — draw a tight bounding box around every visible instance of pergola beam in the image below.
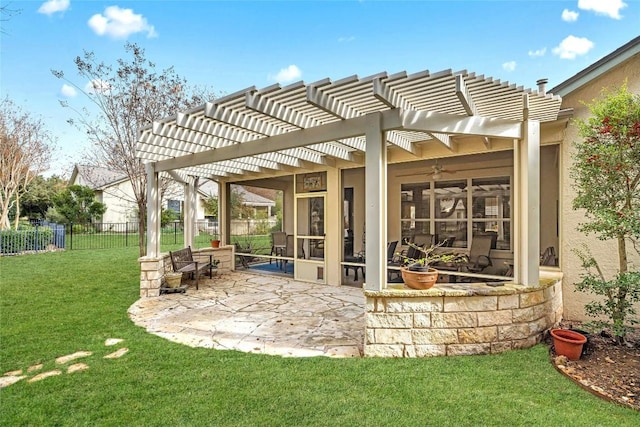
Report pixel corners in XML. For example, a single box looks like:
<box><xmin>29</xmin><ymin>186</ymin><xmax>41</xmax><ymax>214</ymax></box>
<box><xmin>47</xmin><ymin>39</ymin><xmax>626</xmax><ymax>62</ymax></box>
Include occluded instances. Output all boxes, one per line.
<box><xmin>401</xmin><ymin>110</ymin><xmax>522</xmax><ymax>139</ymax></box>
<box><xmin>152</xmin><ymin>108</ymin><xmax>522</xmax><ymax>173</ymax></box>
<box><xmin>455</xmin><ymin>74</ymin><xmax>478</xmax><ymax>116</ymax></box>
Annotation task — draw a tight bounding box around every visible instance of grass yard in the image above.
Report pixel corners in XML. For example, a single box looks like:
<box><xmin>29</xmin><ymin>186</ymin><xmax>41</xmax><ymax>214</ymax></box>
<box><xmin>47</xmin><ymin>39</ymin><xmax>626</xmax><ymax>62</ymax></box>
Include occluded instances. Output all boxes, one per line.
<box><xmin>1</xmin><ymin>248</ymin><xmax>638</xmax><ymax>426</ymax></box>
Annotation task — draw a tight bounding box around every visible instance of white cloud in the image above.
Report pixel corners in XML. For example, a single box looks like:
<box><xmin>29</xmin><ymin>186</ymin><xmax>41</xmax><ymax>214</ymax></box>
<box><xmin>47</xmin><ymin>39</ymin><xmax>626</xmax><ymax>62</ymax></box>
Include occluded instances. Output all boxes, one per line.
<box><xmin>38</xmin><ymin>0</ymin><xmax>70</xmax><ymax>16</ymax></box>
<box><xmin>270</xmin><ymin>65</ymin><xmax>302</xmax><ymax>83</ymax></box>
<box><xmin>552</xmin><ymin>35</ymin><xmax>594</xmax><ymax>59</ymax></box>
<box><xmin>88</xmin><ymin>6</ymin><xmax>158</xmax><ymax>39</ymax></box>
<box><xmin>60</xmin><ymin>84</ymin><xmax>76</xmax><ymax>98</ymax></box>
<box><xmin>338</xmin><ymin>36</ymin><xmax>355</xmax><ymax>43</ymax></box>
<box><xmin>84</xmin><ymin>79</ymin><xmax>111</xmax><ymax>94</ymax></box>
<box><xmin>528</xmin><ymin>48</ymin><xmax>547</xmax><ymax>58</ymax></box>
<box><xmin>561</xmin><ymin>9</ymin><xmax>579</xmax><ymax>22</ymax></box>
<box><xmin>502</xmin><ymin>61</ymin><xmax>516</xmax><ymax>72</ymax></box>
<box><xmin>578</xmin><ymin>0</ymin><xmax>627</xmax><ymax>19</ymax></box>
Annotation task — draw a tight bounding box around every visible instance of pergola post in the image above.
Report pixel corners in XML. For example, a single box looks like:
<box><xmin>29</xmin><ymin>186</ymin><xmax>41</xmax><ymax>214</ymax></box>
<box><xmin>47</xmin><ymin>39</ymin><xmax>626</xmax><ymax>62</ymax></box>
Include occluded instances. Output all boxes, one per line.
<box><xmin>514</xmin><ymin>113</ymin><xmax>541</xmax><ymax>285</ymax></box>
<box><xmin>184</xmin><ymin>175</ymin><xmax>198</xmax><ymax>248</ymax></box>
<box><xmin>364</xmin><ymin>112</ymin><xmax>387</xmax><ymax>291</ymax></box>
<box><xmin>219</xmin><ymin>181</ymin><xmax>230</xmax><ymax>245</ymax></box>
<box><xmin>145</xmin><ymin>162</ymin><xmax>161</xmax><ymax>257</ymax></box>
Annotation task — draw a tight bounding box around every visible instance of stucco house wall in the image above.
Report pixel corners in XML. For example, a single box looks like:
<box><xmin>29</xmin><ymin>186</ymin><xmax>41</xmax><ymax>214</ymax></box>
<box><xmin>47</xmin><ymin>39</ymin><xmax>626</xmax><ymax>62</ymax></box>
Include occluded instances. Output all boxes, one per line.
<box><xmin>557</xmin><ymin>49</ymin><xmax>640</xmax><ymax>321</ymax></box>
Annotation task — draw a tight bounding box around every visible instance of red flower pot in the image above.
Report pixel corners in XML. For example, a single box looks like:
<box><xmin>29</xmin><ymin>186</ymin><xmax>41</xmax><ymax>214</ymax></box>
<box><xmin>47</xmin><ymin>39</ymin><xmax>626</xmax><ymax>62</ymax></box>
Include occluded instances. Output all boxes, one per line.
<box><xmin>550</xmin><ymin>329</ymin><xmax>587</xmax><ymax>360</ymax></box>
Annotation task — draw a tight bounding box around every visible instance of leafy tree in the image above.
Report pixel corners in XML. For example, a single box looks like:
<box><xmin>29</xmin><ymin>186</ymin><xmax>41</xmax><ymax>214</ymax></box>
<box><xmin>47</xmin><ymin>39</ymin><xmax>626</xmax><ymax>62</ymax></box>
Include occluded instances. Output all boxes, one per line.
<box><xmin>52</xmin><ymin>43</ymin><xmax>218</xmax><ymax>256</ymax></box>
<box><xmin>52</xmin><ymin>185</ymin><xmax>107</xmax><ymax>224</ymax></box>
<box><xmin>571</xmin><ymin>83</ymin><xmax>640</xmax><ymax>342</ymax></box>
<box><xmin>0</xmin><ymin>97</ymin><xmax>55</xmax><ymax>230</ymax></box>
<box><xmin>20</xmin><ymin>175</ymin><xmax>66</xmax><ymax>220</ymax></box>
<box><xmin>203</xmin><ymin>186</ymin><xmax>254</xmax><ymax>220</ymax></box>
<box><xmin>203</xmin><ymin>196</ymin><xmax>218</xmax><ymax>218</ymax></box>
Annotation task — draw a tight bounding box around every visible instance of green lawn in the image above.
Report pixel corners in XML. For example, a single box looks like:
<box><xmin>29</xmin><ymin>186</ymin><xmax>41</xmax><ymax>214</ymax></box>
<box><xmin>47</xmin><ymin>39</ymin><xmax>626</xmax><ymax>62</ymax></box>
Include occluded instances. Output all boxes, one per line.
<box><xmin>0</xmin><ymin>249</ymin><xmax>637</xmax><ymax>426</ymax></box>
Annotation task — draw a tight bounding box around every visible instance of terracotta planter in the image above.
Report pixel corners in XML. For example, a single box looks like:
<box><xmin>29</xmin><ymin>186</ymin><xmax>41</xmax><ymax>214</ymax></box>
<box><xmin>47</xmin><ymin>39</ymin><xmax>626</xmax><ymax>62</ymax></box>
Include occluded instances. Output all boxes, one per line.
<box><xmin>401</xmin><ymin>267</ymin><xmax>439</xmax><ymax>290</ymax></box>
<box><xmin>210</xmin><ymin>240</ymin><xmax>220</xmax><ymax>248</ymax></box>
<box><xmin>550</xmin><ymin>328</ymin><xmax>587</xmax><ymax>360</ymax></box>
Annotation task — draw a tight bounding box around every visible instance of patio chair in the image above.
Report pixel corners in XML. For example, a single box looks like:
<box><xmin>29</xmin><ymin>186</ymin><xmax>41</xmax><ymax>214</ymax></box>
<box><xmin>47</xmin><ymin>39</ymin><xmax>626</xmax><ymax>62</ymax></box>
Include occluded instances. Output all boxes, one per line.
<box><xmin>270</xmin><ymin>231</ymin><xmax>287</xmax><ymax>264</ymax></box>
<box><xmin>541</xmin><ymin>246</ymin><xmax>557</xmax><ymax>266</ymax></box>
<box><xmin>388</xmin><ymin>241</ymin><xmax>424</xmax><ymax>282</ymax></box>
<box><xmin>282</xmin><ymin>234</ymin><xmax>305</xmax><ymax>272</ymax></box>
<box><xmin>458</xmin><ymin>234</ymin><xmax>494</xmax><ymax>275</ymax></box>
<box><xmin>235</xmin><ymin>243</ymin><xmax>251</xmax><ymax>269</ymax></box>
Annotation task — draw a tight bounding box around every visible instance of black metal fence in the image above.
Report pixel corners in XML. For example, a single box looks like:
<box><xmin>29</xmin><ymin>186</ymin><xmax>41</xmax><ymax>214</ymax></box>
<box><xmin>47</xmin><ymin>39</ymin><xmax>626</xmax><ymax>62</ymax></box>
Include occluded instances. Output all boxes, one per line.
<box><xmin>1</xmin><ymin>220</ymin><xmax>221</xmax><ymax>254</ymax></box>
<box><xmin>64</xmin><ymin>220</ymin><xmax>220</xmax><ymax>250</ymax></box>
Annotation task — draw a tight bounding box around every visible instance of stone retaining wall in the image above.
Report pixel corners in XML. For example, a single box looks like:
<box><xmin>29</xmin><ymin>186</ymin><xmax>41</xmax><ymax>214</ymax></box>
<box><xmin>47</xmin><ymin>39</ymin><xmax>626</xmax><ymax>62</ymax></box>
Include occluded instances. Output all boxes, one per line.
<box><xmin>139</xmin><ymin>246</ymin><xmax>233</xmax><ymax>297</ymax></box>
<box><xmin>363</xmin><ymin>271</ymin><xmax>563</xmax><ymax>357</ymax></box>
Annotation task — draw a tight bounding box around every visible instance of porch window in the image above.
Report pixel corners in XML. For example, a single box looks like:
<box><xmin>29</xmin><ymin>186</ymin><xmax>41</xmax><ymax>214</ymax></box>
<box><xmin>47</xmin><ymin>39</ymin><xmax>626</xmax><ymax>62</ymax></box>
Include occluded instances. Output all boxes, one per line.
<box><xmin>435</xmin><ymin>180</ymin><xmax>468</xmax><ymax>247</ymax></box>
<box><xmin>471</xmin><ymin>177</ymin><xmax>511</xmax><ymax>250</ymax></box>
<box><xmin>400</xmin><ymin>183</ymin><xmax>430</xmax><ymax>244</ymax></box>
<box><xmin>400</xmin><ymin>176</ymin><xmax>511</xmax><ymax>250</ymax></box>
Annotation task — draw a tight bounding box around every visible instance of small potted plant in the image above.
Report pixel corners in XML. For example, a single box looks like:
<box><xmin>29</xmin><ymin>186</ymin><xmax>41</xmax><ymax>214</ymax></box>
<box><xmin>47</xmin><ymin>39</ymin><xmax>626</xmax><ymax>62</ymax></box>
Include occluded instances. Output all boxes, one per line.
<box><xmin>398</xmin><ymin>240</ymin><xmax>467</xmax><ymax>289</ymax></box>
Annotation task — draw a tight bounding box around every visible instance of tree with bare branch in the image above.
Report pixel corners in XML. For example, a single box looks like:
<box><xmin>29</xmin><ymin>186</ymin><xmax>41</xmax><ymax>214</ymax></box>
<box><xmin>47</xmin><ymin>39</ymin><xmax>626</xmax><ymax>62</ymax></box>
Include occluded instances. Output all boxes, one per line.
<box><xmin>53</xmin><ymin>43</ymin><xmax>218</xmax><ymax>256</ymax></box>
<box><xmin>0</xmin><ymin>97</ymin><xmax>55</xmax><ymax>230</ymax></box>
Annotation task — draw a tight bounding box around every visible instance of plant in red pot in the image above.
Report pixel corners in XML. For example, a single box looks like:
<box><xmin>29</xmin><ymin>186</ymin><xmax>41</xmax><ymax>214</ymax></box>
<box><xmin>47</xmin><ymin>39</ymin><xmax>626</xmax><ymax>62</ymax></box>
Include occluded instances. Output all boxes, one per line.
<box><xmin>398</xmin><ymin>240</ymin><xmax>467</xmax><ymax>290</ymax></box>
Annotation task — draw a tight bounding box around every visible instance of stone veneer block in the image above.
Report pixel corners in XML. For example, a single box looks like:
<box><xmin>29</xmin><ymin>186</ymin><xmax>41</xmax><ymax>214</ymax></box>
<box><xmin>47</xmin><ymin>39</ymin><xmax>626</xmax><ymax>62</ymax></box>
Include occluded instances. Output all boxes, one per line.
<box><xmin>477</xmin><ymin>310</ymin><xmax>513</xmax><ymax>326</ymax></box>
<box><xmin>491</xmin><ymin>341</ymin><xmax>513</xmax><ymax>353</ymax></box>
<box><xmin>444</xmin><ymin>296</ymin><xmax>497</xmax><ymax>312</ymax></box>
<box><xmin>386</xmin><ymin>297</ymin><xmax>443</xmax><ymax>313</ymax></box>
<box><xmin>431</xmin><ymin>312</ymin><xmax>477</xmax><ymax>328</ymax></box>
<box><xmin>412</xmin><ymin>328</ymin><xmax>459</xmax><ymax>345</ymax></box>
<box><xmin>413</xmin><ymin>313</ymin><xmax>431</xmax><ymax>328</ymax></box>
<box><xmin>364</xmin><ymin>344</ymin><xmax>404</xmax><ymax>358</ymax></box>
<box><xmin>498</xmin><ymin>294</ymin><xmax>519</xmax><ymax>310</ymax></box>
<box><xmin>365</xmin><ymin>329</ymin><xmax>375</xmax><ymax>344</ymax></box>
<box><xmin>530</xmin><ymin>317</ymin><xmax>550</xmax><ymax>335</ymax></box>
<box><xmin>139</xmin><ymin>260</ymin><xmax>160</xmax><ymax>271</ymax></box>
<box><xmin>365</xmin><ymin>298</ymin><xmax>377</xmax><ymax>312</ymax></box>
<box><xmin>407</xmin><ymin>345</ymin><xmax>447</xmax><ymax>357</ymax></box>
<box><xmin>366</xmin><ymin>313</ymin><xmax>413</xmax><ymax>329</ymax></box>
<box><xmin>512</xmin><ymin>335</ymin><xmax>540</xmax><ymax>349</ymax></box>
<box><xmin>498</xmin><ymin>324</ymin><xmax>531</xmax><ymax>341</ymax></box>
<box><xmin>520</xmin><ymin>290</ymin><xmax>544</xmax><ymax>308</ymax></box>
<box><xmin>458</xmin><ymin>326</ymin><xmax>498</xmax><ymax>343</ymax></box>
<box><xmin>146</xmin><ymin>270</ymin><xmax>162</xmax><ymax>280</ymax></box>
<box><xmin>375</xmin><ymin>328</ymin><xmax>412</xmax><ymax>344</ymax></box>
<box><xmin>512</xmin><ymin>304</ymin><xmax>546</xmax><ymax>323</ymax></box>
<box><xmin>447</xmin><ymin>343</ymin><xmax>491</xmax><ymax>356</ymax></box>
<box><xmin>147</xmin><ymin>289</ymin><xmax>160</xmax><ymax>297</ymax></box>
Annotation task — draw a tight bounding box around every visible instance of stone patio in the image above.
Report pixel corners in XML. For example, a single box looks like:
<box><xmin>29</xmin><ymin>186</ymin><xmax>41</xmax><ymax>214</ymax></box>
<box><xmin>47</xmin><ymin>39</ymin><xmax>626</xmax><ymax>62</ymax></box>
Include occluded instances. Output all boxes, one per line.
<box><xmin>128</xmin><ymin>271</ymin><xmax>365</xmax><ymax>357</ymax></box>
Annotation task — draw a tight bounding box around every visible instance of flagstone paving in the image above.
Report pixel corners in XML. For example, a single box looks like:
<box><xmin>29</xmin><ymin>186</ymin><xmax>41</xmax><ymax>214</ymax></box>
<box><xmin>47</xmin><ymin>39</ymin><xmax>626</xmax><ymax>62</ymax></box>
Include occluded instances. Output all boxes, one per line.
<box><xmin>128</xmin><ymin>271</ymin><xmax>365</xmax><ymax>358</ymax></box>
<box><xmin>1</xmin><ymin>339</ymin><xmax>128</xmax><ymax>389</ymax></box>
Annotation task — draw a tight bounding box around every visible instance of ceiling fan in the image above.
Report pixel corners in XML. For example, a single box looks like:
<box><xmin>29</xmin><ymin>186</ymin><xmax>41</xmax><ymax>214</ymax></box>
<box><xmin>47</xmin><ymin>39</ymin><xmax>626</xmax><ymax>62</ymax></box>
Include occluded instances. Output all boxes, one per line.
<box><xmin>396</xmin><ymin>161</ymin><xmax>456</xmax><ymax>179</ymax></box>
<box><xmin>427</xmin><ymin>162</ymin><xmax>455</xmax><ymax>179</ymax></box>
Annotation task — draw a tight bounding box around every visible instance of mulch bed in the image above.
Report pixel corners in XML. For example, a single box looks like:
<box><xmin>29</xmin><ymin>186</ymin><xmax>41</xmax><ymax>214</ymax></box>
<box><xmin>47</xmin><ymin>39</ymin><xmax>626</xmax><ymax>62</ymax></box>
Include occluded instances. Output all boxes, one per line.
<box><xmin>548</xmin><ymin>321</ymin><xmax>639</xmax><ymax>411</ymax></box>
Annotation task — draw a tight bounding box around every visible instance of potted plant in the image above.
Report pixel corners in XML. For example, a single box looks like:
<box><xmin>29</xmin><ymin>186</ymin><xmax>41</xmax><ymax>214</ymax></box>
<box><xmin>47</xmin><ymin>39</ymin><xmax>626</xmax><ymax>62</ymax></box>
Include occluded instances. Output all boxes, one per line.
<box><xmin>210</xmin><ymin>238</ymin><xmax>221</xmax><ymax>248</ymax></box>
<box><xmin>164</xmin><ymin>271</ymin><xmax>183</xmax><ymax>288</ymax></box>
<box><xmin>398</xmin><ymin>240</ymin><xmax>467</xmax><ymax>289</ymax></box>
<box><xmin>211</xmin><ymin>258</ymin><xmax>220</xmax><ymax>274</ymax></box>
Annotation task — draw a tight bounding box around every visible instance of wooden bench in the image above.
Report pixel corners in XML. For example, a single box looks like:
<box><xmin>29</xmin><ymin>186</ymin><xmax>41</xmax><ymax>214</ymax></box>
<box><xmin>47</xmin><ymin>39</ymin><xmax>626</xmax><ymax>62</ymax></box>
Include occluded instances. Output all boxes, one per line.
<box><xmin>169</xmin><ymin>247</ymin><xmax>213</xmax><ymax>290</ymax></box>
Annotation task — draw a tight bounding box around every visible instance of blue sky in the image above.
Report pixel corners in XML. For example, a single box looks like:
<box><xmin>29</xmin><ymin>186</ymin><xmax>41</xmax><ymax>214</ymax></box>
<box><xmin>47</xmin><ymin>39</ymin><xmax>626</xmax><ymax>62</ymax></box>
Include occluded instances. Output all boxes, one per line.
<box><xmin>1</xmin><ymin>0</ymin><xmax>638</xmax><ymax>176</ymax></box>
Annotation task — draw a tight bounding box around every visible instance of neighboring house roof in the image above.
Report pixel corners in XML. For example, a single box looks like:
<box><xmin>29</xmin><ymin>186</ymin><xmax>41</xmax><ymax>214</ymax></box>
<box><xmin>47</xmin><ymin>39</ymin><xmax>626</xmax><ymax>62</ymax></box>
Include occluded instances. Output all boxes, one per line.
<box><xmin>550</xmin><ymin>36</ymin><xmax>640</xmax><ymax>96</ymax></box>
<box><xmin>70</xmin><ymin>165</ymin><xmax>129</xmax><ymax>190</ymax></box>
<box><xmin>234</xmin><ymin>185</ymin><xmax>275</xmax><ymax>207</ymax></box>
<box><xmin>197</xmin><ymin>180</ymin><xmax>275</xmax><ymax>207</ymax></box>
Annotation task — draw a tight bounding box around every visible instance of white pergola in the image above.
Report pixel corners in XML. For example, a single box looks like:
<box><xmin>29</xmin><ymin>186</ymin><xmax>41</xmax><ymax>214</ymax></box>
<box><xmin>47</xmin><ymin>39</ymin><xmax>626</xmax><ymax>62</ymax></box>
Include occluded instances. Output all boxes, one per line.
<box><xmin>137</xmin><ymin>68</ymin><xmax>562</xmax><ymax>290</ymax></box>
